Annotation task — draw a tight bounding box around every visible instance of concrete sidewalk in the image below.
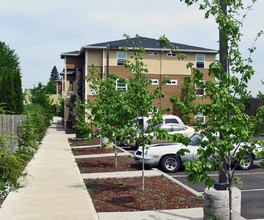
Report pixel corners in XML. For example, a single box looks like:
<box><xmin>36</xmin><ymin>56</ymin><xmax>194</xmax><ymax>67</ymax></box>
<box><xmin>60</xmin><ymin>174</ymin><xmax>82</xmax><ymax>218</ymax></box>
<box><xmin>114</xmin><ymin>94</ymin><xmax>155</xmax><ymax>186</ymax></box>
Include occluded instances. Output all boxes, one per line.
<box><xmin>0</xmin><ymin>117</ymin><xmax>98</xmax><ymax>220</ymax></box>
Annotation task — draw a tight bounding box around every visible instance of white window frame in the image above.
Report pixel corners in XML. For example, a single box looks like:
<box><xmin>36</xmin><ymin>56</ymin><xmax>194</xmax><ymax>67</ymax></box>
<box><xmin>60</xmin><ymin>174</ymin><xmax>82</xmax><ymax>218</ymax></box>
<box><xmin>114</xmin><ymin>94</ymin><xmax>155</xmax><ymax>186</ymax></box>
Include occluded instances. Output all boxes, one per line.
<box><xmin>91</xmin><ymin>88</ymin><xmax>99</xmax><ymax>96</ymax></box>
<box><xmin>195</xmin><ymin>80</ymin><xmax>206</xmax><ymax>96</ymax></box>
<box><xmin>116</xmin><ymin>79</ymin><xmax>127</xmax><ymax>92</ymax></box>
<box><xmin>150</xmin><ymin>79</ymin><xmax>159</xmax><ymax>85</ymax></box>
<box><xmin>167</xmin><ymin>52</ymin><xmax>177</xmax><ymax>57</ymax></box>
<box><xmin>196</xmin><ymin>54</ymin><xmax>205</xmax><ymax>68</ymax></box>
<box><xmin>148</xmin><ymin>51</ymin><xmax>158</xmax><ymax>56</ymax></box>
<box><xmin>195</xmin><ymin>113</ymin><xmax>206</xmax><ymax>124</ymax></box>
<box><xmin>166</xmin><ymin>79</ymin><xmax>178</xmax><ymax>85</ymax></box>
<box><xmin>117</xmin><ymin>51</ymin><xmax>127</xmax><ymax>66</ymax></box>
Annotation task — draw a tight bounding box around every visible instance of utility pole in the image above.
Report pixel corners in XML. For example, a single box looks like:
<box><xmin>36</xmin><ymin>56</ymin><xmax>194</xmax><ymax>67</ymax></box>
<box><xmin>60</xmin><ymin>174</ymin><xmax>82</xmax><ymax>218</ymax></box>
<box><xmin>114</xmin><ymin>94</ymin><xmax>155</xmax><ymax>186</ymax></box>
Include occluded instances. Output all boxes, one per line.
<box><xmin>214</xmin><ymin>0</ymin><xmax>229</xmax><ymax>190</ymax></box>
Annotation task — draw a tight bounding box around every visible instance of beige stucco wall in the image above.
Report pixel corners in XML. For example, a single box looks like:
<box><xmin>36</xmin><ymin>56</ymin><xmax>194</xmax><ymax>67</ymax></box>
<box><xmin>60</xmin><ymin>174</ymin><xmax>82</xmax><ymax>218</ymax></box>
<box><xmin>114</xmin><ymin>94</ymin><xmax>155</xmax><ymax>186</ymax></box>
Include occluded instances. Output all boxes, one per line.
<box><xmin>106</xmin><ymin>51</ymin><xmax>215</xmax><ymax>75</ymax></box>
<box><xmin>87</xmin><ymin>49</ymin><xmax>103</xmax><ymax>66</ymax></box>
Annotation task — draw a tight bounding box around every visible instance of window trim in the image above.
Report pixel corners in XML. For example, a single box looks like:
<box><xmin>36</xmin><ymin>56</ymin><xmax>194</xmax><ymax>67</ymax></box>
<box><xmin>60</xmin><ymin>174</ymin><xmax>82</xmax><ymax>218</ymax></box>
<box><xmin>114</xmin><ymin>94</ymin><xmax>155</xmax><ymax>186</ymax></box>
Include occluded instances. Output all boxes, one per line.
<box><xmin>196</xmin><ymin>54</ymin><xmax>205</xmax><ymax>68</ymax></box>
<box><xmin>116</xmin><ymin>79</ymin><xmax>127</xmax><ymax>92</ymax></box>
<box><xmin>166</xmin><ymin>79</ymin><xmax>178</xmax><ymax>85</ymax></box>
<box><xmin>167</xmin><ymin>52</ymin><xmax>177</xmax><ymax>57</ymax></box>
<box><xmin>150</xmin><ymin>79</ymin><xmax>159</xmax><ymax>85</ymax></box>
<box><xmin>195</xmin><ymin>114</ymin><xmax>206</xmax><ymax>124</ymax></box>
<box><xmin>148</xmin><ymin>51</ymin><xmax>158</xmax><ymax>56</ymax></box>
<box><xmin>195</xmin><ymin>80</ymin><xmax>206</xmax><ymax>96</ymax></box>
<box><xmin>117</xmin><ymin>51</ymin><xmax>127</xmax><ymax>66</ymax></box>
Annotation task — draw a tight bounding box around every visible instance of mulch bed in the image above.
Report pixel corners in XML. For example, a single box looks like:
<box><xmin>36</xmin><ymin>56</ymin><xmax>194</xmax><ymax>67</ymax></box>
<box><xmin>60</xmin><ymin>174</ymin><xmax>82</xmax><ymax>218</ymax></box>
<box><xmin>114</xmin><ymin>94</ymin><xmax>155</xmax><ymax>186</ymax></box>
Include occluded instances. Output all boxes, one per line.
<box><xmin>76</xmin><ymin>155</ymin><xmax>143</xmax><ymax>173</ymax></box>
<box><xmin>70</xmin><ymin>137</ymin><xmax>203</xmax><ymax>213</ymax></box>
<box><xmin>68</xmin><ymin>138</ymin><xmax>100</xmax><ymax>146</ymax></box>
<box><xmin>72</xmin><ymin>147</ymin><xmax>123</xmax><ymax>155</ymax></box>
<box><xmin>85</xmin><ymin>176</ymin><xmax>203</xmax><ymax>212</ymax></box>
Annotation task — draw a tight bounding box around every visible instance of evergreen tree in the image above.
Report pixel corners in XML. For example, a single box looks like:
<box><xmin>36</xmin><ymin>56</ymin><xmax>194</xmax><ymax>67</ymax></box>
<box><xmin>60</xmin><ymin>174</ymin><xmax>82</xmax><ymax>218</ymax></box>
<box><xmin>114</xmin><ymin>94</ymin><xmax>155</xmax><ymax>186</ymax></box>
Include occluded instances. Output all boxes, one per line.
<box><xmin>0</xmin><ymin>42</ymin><xmax>20</xmax><ymax>77</ymax></box>
<box><xmin>0</xmin><ymin>41</ymin><xmax>23</xmax><ymax>114</ymax></box>
<box><xmin>0</xmin><ymin>71</ymin><xmax>15</xmax><ymax>113</ymax></box>
<box><xmin>45</xmin><ymin>66</ymin><xmax>59</xmax><ymax>94</ymax></box>
<box><xmin>49</xmin><ymin>66</ymin><xmax>60</xmax><ymax>81</ymax></box>
<box><xmin>13</xmin><ymin>71</ymin><xmax>23</xmax><ymax>114</ymax></box>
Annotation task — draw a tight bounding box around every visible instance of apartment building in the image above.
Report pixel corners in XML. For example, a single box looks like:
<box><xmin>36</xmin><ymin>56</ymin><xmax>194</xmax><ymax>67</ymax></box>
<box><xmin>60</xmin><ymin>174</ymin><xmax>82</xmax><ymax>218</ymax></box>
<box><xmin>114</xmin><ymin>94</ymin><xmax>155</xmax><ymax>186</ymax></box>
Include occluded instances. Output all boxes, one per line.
<box><xmin>60</xmin><ymin>36</ymin><xmax>217</xmax><ymax>128</ymax></box>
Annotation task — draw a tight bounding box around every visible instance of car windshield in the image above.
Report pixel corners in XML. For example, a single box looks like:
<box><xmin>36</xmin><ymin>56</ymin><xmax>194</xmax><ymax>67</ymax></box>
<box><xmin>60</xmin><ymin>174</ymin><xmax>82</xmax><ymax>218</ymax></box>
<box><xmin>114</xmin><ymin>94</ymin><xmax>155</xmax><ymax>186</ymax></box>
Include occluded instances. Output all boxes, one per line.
<box><xmin>189</xmin><ymin>134</ymin><xmax>204</xmax><ymax>146</ymax></box>
<box><xmin>134</xmin><ymin>118</ymin><xmax>144</xmax><ymax>130</ymax></box>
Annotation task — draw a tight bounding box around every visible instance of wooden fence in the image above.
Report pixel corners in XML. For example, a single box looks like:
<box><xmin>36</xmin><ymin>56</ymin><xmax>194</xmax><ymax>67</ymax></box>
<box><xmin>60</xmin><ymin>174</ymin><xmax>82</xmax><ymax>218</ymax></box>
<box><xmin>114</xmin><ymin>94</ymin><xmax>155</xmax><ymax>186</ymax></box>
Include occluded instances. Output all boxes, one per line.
<box><xmin>0</xmin><ymin>115</ymin><xmax>26</xmax><ymax>136</ymax></box>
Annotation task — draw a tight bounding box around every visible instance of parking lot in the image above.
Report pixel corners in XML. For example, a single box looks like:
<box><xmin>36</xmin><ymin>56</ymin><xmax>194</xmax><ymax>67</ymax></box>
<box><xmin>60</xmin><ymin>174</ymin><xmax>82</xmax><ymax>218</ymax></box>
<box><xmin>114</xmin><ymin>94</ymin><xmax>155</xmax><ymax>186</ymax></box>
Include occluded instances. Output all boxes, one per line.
<box><xmin>169</xmin><ymin>160</ymin><xmax>264</xmax><ymax>220</ymax></box>
<box><xmin>127</xmin><ymin>145</ymin><xmax>264</xmax><ymax>219</ymax></box>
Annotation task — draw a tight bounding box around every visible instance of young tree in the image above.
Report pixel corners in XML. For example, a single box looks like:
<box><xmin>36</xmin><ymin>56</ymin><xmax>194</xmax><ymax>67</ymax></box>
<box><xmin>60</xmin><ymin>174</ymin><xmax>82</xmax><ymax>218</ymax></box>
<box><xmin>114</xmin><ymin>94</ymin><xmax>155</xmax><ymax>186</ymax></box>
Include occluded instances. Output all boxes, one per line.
<box><xmin>31</xmin><ymin>82</ymin><xmax>54</xmax><ymax>116</ymax></box>
<box><xmin>82</xmin><ymin>36</ymin><xmax>167</xmax><ymax>190</ymax></box>
<box><xmin>169</xmin><ymin>0</ymin><xmax>264</xmax><ymax>219</ymax></box>
<box><xmin>45</xmin><ymin>80</ymin><xmax>56</xmax><ymax>94</ymax></box>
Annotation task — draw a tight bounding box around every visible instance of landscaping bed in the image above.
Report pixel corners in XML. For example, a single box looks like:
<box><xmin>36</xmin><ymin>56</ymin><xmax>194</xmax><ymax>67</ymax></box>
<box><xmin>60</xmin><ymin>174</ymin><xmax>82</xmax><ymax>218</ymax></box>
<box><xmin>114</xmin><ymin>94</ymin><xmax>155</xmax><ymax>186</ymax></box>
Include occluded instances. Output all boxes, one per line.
<box><xmin>85</xmin><ymin>176</ymin><xmax>203</xmax><ymax>212</ymax></box>
<box><xmin>76</xmin><ymin>155</ymin><xmax>142</xmax><ymax>173</ymax></box>
<box><xmin>68</xmin><ymin>138</ymin><xmax>100</xmax><ymax>146</ymax></box>
<box><xmin>72</xmin><ymin>146</ymin><xmax>123</xmax><ymax>155</ymax></box>
<box><xmin>73</xmin><ymin>144</ymin><xmax>203</xmax><ymax>212</ymax></box>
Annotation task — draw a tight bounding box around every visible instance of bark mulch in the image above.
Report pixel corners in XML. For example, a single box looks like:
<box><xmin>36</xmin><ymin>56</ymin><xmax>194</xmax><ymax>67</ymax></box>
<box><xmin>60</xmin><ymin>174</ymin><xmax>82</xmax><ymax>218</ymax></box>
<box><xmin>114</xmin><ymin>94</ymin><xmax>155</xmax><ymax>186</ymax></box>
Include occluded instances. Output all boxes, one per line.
<box><xmin>76</xmin><ymin>155</ymin><xmax>143</xmax><ymax>173</ymax></box>
<box><xmin>68</xmin><ymin>138</ymin><xmax>100</xmax><ymax>146</ymax></box>
<box><xmin>72</xmin><ymin>146</ymin><xmax>123</xmax><ymax>155</ymax></box>
<box><xmin>71</xmin><ymin>137</ymin><xmax>203</xmax><ymax>212</ymax></box>
<box><xmin>85</xmin><ymin>176</ymin><xmax>203</xmax><ymax>212</ymax></box>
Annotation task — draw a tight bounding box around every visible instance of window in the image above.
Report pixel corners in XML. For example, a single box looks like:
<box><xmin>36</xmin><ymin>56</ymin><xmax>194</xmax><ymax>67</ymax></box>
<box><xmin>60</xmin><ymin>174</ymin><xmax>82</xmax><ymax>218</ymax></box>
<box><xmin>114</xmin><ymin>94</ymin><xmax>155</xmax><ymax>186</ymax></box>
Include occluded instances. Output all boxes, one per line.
<box><xmin>148</xmin><ymin>51</ymin><xmax>158</xmax><ymax>56</ymax></box>
<box><xmin>91</xmin><ymin>87</ymin><xmax>99</xmax><ymax>95</ymax></box>
<box><xmin>150</xmin><ymin>79</ymin><xmax>159</xmax><ymax>85</ymax></box>
<box><xmin>116</xmin><ymin>80</ymin><xmax>127</xmax><ymax>92</ymax></box>
<box><xmin>196</xmin><ymin>54</ymin><xmax>205</xmax><ymax>68</ymax></box>
<box><xmin>164</xmin><ymin>118</ymin><xmax>180</xmax><ymax>124</ymax></box>
<box><xmin>167</xmin><ymin>53</ymin><xmax>177</xmax><ymax>57</ymax></box>
<box><xmin>166</xmin><ymin>80</ymin><xmax>178</xmax><ymax>85</ymax></box>
<box><xmin>117</xmin><ymin>51</ymin><xmax>127</xmax><ymax>65</ymax></box>
<box><xmin>195</xmin><ymin>113</ymin><xmax>206</xmax><ymax>124</ymax></box>
<box><xmin>195</xmin><ymin>80</ymin><xmax>205</xmax><ymax>96</ymax></box>
<box><xmin>171</xmin><ymin>125</ymin><xmax>187</xmax><ymax>132</ymax></box>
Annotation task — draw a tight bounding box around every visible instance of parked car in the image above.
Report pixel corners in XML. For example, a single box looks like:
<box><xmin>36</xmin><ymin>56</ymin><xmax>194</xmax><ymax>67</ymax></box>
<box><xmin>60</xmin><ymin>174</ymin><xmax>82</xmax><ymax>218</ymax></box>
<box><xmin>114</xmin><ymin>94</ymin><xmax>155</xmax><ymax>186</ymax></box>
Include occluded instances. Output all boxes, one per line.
<box><xmin>135</xmin><ymin>114</ymin><xmax>185</xmax><ymax>131</ymax></box>
<box><xmin>117</xmin><ymin>114</ymin><xmax>185</xmax><ymax>148</ymax></box>
<box><xmin>134</xmin><ymin>133</ymin><xmax>263</xmax><ymax>173</ymax></box>
<box><xmin>130</xmin><ymin>123</ymin><xmax>195</xmax><ymax>149</ymax></box>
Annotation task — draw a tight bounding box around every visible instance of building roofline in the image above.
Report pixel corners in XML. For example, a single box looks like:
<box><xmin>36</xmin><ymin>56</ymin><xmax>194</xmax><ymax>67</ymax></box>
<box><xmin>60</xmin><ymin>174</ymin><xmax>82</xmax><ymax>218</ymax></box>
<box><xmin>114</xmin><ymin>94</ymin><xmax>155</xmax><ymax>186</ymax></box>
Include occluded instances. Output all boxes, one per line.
<box><xmin>82</xmin><ymin>46</ymin><xmax>218</xmax><ymax>54</ymax></box>
<box><xmin>61</xmin><ymin>37</ymin><xmax>218</xmax><ymax>59</ymax></box>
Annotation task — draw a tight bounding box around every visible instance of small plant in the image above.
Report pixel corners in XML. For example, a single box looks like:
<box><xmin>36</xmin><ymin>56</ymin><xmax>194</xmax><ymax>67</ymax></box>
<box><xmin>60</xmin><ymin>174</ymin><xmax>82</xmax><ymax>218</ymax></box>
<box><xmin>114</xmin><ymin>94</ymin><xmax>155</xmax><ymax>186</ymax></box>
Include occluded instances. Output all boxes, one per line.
<box><xmin>175</xmin><ymin>196</ymin><xmax>186</xmax><ymax>201</ymax></box>
<box><xmin>193</xmin><ymin>195</ymin><xmax>203</xmax><ymax>202</ymax></box>
<box><xmin>116</xmin><ymin>181</ymin><xmax>125</xmax><ymax>187</ymax></box>
<box><xmin>86</xmin><ymin>185</ymin><xmax>95</xmax><ymax>194</ymax></box>
<box><xmin>0</xmin><ymin>180</ymin><xmax>15</xmax><ymax>198</ymax></box>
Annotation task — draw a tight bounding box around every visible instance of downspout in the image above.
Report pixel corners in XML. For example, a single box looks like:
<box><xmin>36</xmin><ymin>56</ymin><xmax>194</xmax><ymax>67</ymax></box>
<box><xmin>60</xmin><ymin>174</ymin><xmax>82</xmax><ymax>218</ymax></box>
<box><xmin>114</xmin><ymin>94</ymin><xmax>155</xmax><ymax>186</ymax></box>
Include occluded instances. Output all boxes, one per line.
<box><xmin>102</xmin><ymin>49</ymin><xmax>106</xmax><ymax>80</ymax></box>
<box><xmin>85</xmin><ymin>50</ymin><xmax>89</xmax><ymax>105</ymax></box>
<box><xmin>64</xmin><ymin>57</ymin><xmax>67</xmax><ymax>128</ymax></box>
<box><xmin>159</xmin><ymin>50</ymin><xmax>163</xmax><ymax>110</ymax></box>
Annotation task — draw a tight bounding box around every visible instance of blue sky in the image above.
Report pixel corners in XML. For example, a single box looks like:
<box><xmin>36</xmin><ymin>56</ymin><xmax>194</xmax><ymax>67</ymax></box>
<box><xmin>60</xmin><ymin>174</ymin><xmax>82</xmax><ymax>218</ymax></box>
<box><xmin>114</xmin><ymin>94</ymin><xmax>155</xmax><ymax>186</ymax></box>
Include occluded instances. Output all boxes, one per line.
<box><xmin>1</xmin><ymin>0</ymin><xmax>263</xmax><ymax>96</ymax></box>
